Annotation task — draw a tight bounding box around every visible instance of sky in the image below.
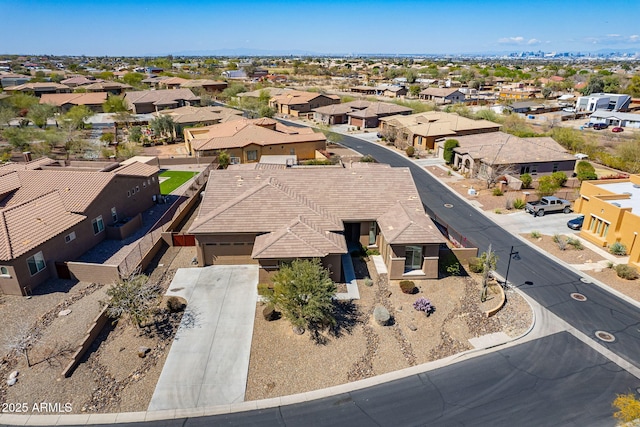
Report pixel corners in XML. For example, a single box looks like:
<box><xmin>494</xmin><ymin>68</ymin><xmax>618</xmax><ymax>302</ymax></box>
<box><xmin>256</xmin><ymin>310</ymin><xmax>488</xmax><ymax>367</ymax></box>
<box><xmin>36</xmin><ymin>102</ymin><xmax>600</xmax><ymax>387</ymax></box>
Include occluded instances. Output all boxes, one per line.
<box><xmin>2</xmin><ymin>0</ymin><xmax>640</xmax><ymax>56</ymax></box>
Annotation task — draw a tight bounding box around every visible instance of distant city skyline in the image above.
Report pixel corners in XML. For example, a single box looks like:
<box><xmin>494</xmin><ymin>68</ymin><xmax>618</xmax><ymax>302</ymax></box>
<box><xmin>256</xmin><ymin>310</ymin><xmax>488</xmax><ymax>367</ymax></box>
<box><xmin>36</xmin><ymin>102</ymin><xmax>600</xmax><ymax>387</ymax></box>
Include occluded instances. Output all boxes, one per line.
<box><xmin>3</xmin><ymin>0</ymin><xmax>640</xmax><ymax>57</ymax></box>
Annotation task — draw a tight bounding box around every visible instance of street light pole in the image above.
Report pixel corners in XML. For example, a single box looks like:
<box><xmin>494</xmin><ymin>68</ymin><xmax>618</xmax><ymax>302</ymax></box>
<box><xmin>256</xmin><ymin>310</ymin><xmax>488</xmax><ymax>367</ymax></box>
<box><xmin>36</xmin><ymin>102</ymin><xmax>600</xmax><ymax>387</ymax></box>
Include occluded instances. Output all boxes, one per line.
<box><xmin>503</xmin><ymin>245</ymin><xmax>520</xmax><ymax>288</ymax></box>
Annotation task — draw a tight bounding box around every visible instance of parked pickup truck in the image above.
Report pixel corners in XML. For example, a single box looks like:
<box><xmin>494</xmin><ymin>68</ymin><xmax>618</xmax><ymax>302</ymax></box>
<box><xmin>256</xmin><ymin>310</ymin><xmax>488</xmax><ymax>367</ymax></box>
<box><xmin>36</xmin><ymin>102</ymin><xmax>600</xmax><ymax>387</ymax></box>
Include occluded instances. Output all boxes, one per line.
<box><xmin>525</xmin><ymin>196</ymin><xmax>572</xmax><ymax>217</ymax></box>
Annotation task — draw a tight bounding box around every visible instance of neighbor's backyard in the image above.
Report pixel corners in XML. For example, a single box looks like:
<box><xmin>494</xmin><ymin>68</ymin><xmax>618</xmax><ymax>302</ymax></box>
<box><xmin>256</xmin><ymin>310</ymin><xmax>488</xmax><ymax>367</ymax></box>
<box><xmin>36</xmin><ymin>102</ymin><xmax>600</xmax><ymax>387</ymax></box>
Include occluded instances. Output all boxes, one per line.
<box><xmin>159</xmin><ymin>170</ymin><xmax>198</xmax><ymax>195</ymax></box>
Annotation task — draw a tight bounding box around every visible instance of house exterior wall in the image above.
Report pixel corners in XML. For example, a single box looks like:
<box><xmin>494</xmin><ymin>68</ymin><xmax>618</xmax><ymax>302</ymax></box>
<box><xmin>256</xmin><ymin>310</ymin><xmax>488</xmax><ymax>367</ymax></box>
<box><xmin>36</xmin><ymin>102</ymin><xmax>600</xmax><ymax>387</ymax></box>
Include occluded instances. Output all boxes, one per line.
<box><xmin>196</xmin><ymin>140</ymin><xmax>326</xmax><ymax>163</ymax></box>
<box><xmin>0</xmin><ymin>172</ymin><xmax>160</xmax><ymax>295</ymax></box>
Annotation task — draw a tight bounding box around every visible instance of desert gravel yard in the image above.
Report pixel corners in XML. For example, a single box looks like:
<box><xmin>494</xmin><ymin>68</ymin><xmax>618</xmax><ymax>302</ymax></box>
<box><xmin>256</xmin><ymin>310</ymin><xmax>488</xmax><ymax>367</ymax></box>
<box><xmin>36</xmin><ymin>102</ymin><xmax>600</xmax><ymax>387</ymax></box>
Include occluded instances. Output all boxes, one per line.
<box><xmin>245</xmin><ymin>257</ymin><xmax>532</xmax><ymax>401</ymax></box>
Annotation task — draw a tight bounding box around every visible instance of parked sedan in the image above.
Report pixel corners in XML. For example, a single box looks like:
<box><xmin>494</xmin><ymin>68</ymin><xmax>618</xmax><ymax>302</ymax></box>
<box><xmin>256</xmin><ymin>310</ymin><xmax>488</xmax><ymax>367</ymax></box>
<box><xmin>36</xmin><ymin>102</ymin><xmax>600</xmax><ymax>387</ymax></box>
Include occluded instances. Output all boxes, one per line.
<box><xmin>612</xmin><ymin>126</ymin><xmax>624</xmax><ymax>133</ymax></box>
<box><xmin>567</xmin><ymin>215</ymin><xmax>585</xmax><ymax>230</ymax></box>
<box><xmin>593</xmin><ymin>123</ymin><xmax>609</xmax><ymax>130</ymax></box>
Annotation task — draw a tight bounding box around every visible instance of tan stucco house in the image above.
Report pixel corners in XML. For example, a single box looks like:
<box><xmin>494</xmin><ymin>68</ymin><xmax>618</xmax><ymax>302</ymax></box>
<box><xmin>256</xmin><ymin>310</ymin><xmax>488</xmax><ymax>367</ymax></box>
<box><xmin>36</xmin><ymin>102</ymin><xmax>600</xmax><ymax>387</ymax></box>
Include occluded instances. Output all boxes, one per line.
<box><xmin>189</xmin><ymin>163</ymin><xmax>445</xmax><ymax>283</ymax></box>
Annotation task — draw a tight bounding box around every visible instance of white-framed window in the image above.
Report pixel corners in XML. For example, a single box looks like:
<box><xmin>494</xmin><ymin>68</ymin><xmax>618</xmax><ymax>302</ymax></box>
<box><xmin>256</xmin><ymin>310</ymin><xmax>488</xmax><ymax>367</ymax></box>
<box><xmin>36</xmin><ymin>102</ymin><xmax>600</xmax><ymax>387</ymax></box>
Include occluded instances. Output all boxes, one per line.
<box><xmin>111</xmin><ymin>207</ymin><xmax>118</xmax><ymax>223</ymax></box>
<box><xmin>0</xmin><ymin>266</ymin><xmax>10</xmax><ymax>277</ymax></box>
<box><xmin>27</xmin><ymin>252</ymin><xmax>46</xmax><ymax>276</ymax></box>
<box><xmin>92</xmin><ymin>216</ymin><xmax>104</xmax><ymax>235</ymax></box>
<box><xmin>65</xmin><ymin>231</ymin><xmax>76</xmax><ymax>243</ymax></box>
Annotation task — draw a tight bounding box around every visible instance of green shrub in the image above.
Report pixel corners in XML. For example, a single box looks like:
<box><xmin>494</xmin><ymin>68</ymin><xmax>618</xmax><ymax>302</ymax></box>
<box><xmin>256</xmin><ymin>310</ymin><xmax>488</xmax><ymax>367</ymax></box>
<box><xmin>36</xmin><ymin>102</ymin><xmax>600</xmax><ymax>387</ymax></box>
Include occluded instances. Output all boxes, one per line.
<box><xmin>537</xmin><ymin>175</ymin><xmax>560</xmax><ymax>197</ymax></box>
<box><xmin>556</xmin><ymin>237</ymin><xmax>568</xmax><ymax>251</ymax></box>
<box><xmin>492</xmin><ymin>187</ymin><xmax>503</xmax><ymax>196</ymax></box>
<box><xmin>513</xmin><ymin>199</ymin><xmax>526</xmax><ymax>209</ymax></box>
<box><xmin>615</xmin><ymin>264</ymin><xmax>638</xmax><ymax>280</ymax></box>
<box><xmin>363</xmin><ymin>277</ymin><xmax>374</xmax><ymax>287</ymax></box>
<box><xmin>443</xmin><ymin>139</ymin><xmax>459</xmax><ymax>164</ymax></box>
<box><xmin>446</xmin><ymin>262</ymin><xmax>461</xmax><ymax>276</ymax></box>
<box><xmin>257</xmin><ymin>282</ymin><xmax>274</xmax><ymax>296</ymax></box>
<box><xmin>166</xmin><ymin>296</ymin><xmax>186</xmax><ymax>313</ymax></box>
<box><xmin>530</xmin><ymin>230</ymin><xmax>541</xmax><ymax>239</ymax></box>
<box><xmin>360</xmin><ymin>154</ymin><xmax>376</xmax><ymax>163</ymax></box>
<box><xmin>567</xmin><ymin>237</ymin><xmax>583</xmax><ymax>250</ymax></box>
<box><xmin>366</xmin><ymin>248</ymin><xmax>380</xmax><ymax>256</ymax></box>
<box><xmin>399</xmin><ymin>280</ymin><xmax>417</xmax><ymax>294</ymax></box>
<box><xmin>405</xmin><ymin>146</ymin><xmax>415</xmax><ymax>157</ymax></box>
<box><xmin>552</xmin><ymin>234</ymin><xmax>562</xmax><ymax>243</ymax></box>
<box><xmin>606</xmin><ymin>261</ymin><xmax>615</xmax><ymax>269</ymax></box>
<box><xmin>551</xmin><ymin>171</ymin><xmax>568</xmax><ymax>187</ymax></box>
<box><xmin>576</xmin><ymin>161</ymin><xmax>597</xmax><ymax>181</ymax></box>
<box><xmin>610</xmin><ymin>242</ymin><xmax>627</xmax><ymax>256</ymax></box>
<box><xmin>468</xmin><ymin>257</ymin><xmax>484</xmax><ymax>273</ymax></box>
<box><xmin>520</xmin><ymin>173</ymin><xmax>532</xmax><ymax>189</ymax></box>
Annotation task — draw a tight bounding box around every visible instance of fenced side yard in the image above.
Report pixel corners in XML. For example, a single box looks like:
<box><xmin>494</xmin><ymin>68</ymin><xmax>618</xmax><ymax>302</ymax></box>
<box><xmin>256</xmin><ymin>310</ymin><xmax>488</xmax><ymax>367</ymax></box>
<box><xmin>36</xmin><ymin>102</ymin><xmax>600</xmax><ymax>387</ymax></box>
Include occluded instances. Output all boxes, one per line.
<box><xmin>159</xmin><ymin>170</ymin><xmax>199</xmax><ymax>195</ymax></box>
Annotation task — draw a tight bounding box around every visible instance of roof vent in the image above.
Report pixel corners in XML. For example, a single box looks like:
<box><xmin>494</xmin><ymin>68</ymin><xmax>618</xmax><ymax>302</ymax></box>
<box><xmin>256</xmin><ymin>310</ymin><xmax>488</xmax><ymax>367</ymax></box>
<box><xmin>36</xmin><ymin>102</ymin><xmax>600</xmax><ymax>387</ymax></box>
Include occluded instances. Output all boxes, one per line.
<box><xmin>633</xmin><ymin>184</ymin><xmax>640</xmax><ymax>189</ymax></box>
<box><xmin>612</xmin><ymin>202</ymin><xmax>621</xmax><ymax>207</ymax></box>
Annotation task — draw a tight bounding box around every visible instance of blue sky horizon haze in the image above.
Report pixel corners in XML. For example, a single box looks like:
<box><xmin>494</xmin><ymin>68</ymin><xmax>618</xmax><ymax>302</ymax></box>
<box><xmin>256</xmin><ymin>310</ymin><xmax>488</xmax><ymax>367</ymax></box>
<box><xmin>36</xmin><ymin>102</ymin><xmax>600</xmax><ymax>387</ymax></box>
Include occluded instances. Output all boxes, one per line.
<box><xmin>2</xmin><ymin>0</ymin><xmax>640</xmax><ymax>56</ymax></box>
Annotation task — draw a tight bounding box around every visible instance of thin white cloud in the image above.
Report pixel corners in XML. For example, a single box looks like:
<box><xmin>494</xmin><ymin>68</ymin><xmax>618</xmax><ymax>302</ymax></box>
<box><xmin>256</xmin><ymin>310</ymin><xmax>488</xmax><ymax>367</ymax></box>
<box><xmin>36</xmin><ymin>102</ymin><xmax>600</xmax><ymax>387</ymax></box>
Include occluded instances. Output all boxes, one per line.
<box><xmin>498</xmin><ymin>36</ymin><xmax>541</xmax><ymax>46</ymax></box>
<box><xmin>584</xmin><ymin>34</ymin><xmax>640</xmax><ymax>44</ymax></box>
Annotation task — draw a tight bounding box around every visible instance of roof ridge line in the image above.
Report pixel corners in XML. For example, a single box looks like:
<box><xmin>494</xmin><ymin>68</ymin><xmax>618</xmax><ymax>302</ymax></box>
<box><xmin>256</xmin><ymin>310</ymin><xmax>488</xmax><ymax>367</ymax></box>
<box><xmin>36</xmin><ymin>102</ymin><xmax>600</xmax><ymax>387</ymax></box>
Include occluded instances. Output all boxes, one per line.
<box><xmin>269</xmin><ymin>177</ymin><xmax>341</xmax><ymax>227</ymax></box>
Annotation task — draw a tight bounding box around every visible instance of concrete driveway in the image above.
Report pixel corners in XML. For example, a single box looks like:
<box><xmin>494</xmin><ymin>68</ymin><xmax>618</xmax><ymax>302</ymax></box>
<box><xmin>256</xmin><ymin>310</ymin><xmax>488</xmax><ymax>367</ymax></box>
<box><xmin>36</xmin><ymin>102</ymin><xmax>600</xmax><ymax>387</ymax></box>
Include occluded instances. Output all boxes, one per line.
<box><xmin>148</xmin><ymin>264</ymin><xmax>258</xmax><ymax>411</ymax></box>
<box><xmin>485</xmin><ymin>209</ymin><xmax>582</xmax><ymax>236</ymax></box>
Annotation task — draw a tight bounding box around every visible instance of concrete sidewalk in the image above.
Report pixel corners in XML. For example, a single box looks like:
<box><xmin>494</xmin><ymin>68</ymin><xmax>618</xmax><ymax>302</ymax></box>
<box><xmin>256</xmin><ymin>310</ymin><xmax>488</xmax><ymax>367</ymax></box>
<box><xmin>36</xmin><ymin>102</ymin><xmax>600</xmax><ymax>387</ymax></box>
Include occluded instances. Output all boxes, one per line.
<box><xmin>148</xmin><ymin>264</ymin><xmax>259</xmax><ymax>411</ymax></box>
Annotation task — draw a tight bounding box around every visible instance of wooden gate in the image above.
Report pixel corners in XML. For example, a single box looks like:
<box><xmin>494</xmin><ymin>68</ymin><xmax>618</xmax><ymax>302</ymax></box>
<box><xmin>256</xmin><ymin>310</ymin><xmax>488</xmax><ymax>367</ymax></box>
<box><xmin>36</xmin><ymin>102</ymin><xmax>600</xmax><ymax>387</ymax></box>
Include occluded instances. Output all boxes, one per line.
<box><xmin>172</xmin><ymin>234</ymin><xmax>195</xmax><ymax>247</ymax></box>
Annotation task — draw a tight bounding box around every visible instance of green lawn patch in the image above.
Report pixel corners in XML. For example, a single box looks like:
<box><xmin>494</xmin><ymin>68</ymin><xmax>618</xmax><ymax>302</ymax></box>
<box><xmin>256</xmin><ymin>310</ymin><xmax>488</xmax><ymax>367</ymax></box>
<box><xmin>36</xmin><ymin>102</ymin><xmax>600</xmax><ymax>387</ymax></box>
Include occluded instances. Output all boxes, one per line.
<box><xmin>159</xmin><ymin>170</ymin><xmax>198</xmax><ymax>195</ymax></box>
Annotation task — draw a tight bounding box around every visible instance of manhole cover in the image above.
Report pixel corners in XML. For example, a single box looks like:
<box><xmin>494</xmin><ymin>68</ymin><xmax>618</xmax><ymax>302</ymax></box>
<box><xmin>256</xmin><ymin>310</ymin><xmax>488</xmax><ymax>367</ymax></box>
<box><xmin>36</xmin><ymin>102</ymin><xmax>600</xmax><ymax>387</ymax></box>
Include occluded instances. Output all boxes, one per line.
<box><xmin>444</xmin><ymin>203</ymin><xmax>454</xmax><ymax>208</ymax></box>
<box><xmin>595</xmin><ymin>330</ymin><xmax>616</xmax><ymax>343</ymax></box>
<box><xmin>571</xmin><ymin>293</ymin><xmax>587</xmax><ymax>301</ymax></box>
<box><xmin>580</xmin><ymin>277</ymin><xmax>591</xmax><ymax>283</ymax></box>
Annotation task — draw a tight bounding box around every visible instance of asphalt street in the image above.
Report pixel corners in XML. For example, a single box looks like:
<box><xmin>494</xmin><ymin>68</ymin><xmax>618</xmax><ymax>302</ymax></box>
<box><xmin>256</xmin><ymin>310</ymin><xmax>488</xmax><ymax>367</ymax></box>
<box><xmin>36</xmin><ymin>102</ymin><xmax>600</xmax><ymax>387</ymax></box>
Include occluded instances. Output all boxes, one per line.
<box><xmin>72</xmin><ymin>128</ymin><xmax>640</xmax><ymax>427</ymax></box>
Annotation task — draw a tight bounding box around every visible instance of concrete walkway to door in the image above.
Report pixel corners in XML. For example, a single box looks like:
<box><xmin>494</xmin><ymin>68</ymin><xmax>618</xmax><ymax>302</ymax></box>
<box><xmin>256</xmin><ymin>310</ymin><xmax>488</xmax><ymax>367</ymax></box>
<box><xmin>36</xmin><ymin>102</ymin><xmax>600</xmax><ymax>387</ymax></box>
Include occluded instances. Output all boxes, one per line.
<box><xmin>148</xmin><ymin>264</ymin><xmax>258</xmax><ymax>411</ymax></box>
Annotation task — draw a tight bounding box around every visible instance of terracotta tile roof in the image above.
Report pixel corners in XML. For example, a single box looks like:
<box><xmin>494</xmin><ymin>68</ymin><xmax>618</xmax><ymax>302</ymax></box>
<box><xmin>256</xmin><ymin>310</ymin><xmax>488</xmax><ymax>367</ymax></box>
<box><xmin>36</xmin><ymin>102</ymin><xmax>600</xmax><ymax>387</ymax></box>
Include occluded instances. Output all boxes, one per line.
<box><xmin>3</xmin><ymin>82</ymin><xmax>70</xmax><ymax>92</ymax></box>
<box><xmin>237</xmin><ymin>88</ymin><xmax>289</xmax><ymax>99</ymax></box>
<box><xmin>124</xmin><ymin>89</ymin><xmax>200</xmax><ymax>108</ymax></box>
<box><xmin>111</xmin><ymin>162</ymin><xmax>159</xmax><ymax>177</ymax></box>
<box><xmin>0</xmin><ymin>171</ymin><xmax>21</xmax><ymax>196</ymax></box>
<box><xmin>158</xmin><ymin>77</ymin><xmax>189</xmax><ymax>86</ymax></box>
<box><xmin>0</xmin><ymin>157</ymin><xmax>58</xmax><ymax>171</ymax></box>
<box><xmin>180</xmin><ymin>79</ymin><xmax>227</xmax><ymax>88</ymax></box>
<box><xmin>380</xmin><ymin>111</ymin><xmax>499</xmax><ymax>136</ymax></box>
<box><xmin>347</xmin><ymin>103</ymin><xmax>412</xmax><ymax>119</ymax></box>
<box><xmin>60</xmin><ymin>76</ymin><xmax>102</xmax><ymax>86</ymax></box>
<box><xmin>83</xmin><ymin>81</ymin><xmax>132</xmax><ymax>91</ymax></box>
<box><xmin>190</xmin><ymin>165</ymin><xmax>445</xmax><ymax>258</ymax></box>
<box><xmin>0</xmin><ymin>191</ymin><xmax>86</xmax><ymax>260</ymax></box>
<box><xmin>0</xmin><ymin>169</ymin><xmax>113</xmax><ymax>213</ymax></box>
<box><xmin>40</xmin><ymin>92</ymin><xmax>107</xmax><ymax>106</ymax></box>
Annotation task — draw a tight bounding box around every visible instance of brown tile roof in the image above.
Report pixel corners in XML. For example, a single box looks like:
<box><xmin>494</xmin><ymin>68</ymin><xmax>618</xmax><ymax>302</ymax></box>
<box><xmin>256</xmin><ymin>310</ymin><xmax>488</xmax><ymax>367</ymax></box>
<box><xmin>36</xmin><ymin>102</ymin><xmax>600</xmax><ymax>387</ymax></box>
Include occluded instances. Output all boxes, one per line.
<box><xmin>180</xmin><ymin>79</ymin><xmax>227</xmax><ymax>88</ymax></box>
<box><xmin>0</xmin><ymin>169</ymin><xmax>113</xmax><ymax>213</ymax></box>
<box><xmin>124</xmin><ymin>89</ymin><xmax>200</xmax><ymax>108</ymax></box>
<box><xmin>380</xmin><ymin>111</ymin><xmax>499</xmax><ymax>137</ymax></box>
<box><xmin>158</xmin><ymin>77</ymin><xmax>189</xmax><ymax>86</ymax></box>
<box><xmin>0</xmin><ymin>191</ymin><xmax>86</xmax><ymax>260</ymax></box>
<box><xmin>83</xmin><ymin>81</ymin><xmax>132</xmax><ymax>91</ymax></box>
<box><xmin>60</xmin><ymin>76</ymin><xmax>102</xmax><ymax>86</ymax></box>
<box><xmin>154</xmin><ymin>106</ymin><xmax>225</xmax><ymax>125</ymax></box>
<box><xmin>40</xmin><ymin>92</ymin><xmax>107</xmax><ymax>107</ymax></box>
<box><xmin>419</xmin><ymin>88</ymin><xmax>462</xmax><ymax>97</ymax></box>
<box><xmin>190</xmin><ymin>165</ymin><xmax>445</xmax><ymax>258</ymax></box>
<box><xmin>111</xmin><ymin>162</ymin><xmax>159</xmax><ymax>177</ymax></box>
<box><xmin>188</xmin><ymin>118</ymin><xmax>326</xmax><ymax>152</ymax></box>
<box><xmin>0</xmin><ymin>157</ymin><xmax>58</xmax><ymax>171</ymax></box>
<box><xmin>270</xmin><ymin>90</ymin><xmax>340</xmax><ymax>106</ymax></box>
<box><xmin>451</xmin><ymin>132</ymin><xmax>575</xmax><ymax>165</ymax></box>
<box><xmin>3</xmin><ymin>82</ymin><xmax>70</xmax><ymax>92</ymax></box>
<box><xmin>347</xmin><ymin>103</ymin><xmax>412</xmax><ymax>119</ymax></box>
<box><xmin>252</xmin><ymin>215</ymin><xmax>347</xmax><ymax>259</ymax></box>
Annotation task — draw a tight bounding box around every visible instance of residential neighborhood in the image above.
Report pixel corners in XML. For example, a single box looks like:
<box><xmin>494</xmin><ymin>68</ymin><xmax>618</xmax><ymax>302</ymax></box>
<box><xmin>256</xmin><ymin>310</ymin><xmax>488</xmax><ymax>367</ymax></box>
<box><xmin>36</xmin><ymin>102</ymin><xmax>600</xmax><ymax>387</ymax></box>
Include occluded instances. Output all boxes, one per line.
<box><xmin>1</xmin><ymin>36</ymin><xmax>640</xmax><ymax>426</ymax></box>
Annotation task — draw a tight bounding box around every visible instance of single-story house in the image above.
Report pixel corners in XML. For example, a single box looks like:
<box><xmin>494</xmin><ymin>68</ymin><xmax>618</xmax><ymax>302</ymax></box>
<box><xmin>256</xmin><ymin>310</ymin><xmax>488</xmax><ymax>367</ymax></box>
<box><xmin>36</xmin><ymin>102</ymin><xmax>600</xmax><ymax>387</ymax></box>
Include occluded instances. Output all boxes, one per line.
<box><xmin>419</xmin><ymin>88</ymin><xmax>465</xmax><ymax>104</ymax></box>
<box><xmin>82</xmin><ymin>81</ymin><xmax>132</xmax><ymax>95</ymax></box>
<box><xmin>0</xmin><ymin>158</ymin><xmax>161</xmax><ymax>295</ymax></box>
<box><xmin>313</xmin><ymin>100</ymin><xmax>412</xmax><ymax>127</ymax></box>
<box><xmin>153</xmin><ymin>105</ymin><xmax>243</xmax><ymax>127</ymax></box>
<box><xmin>269</xmin><ymin>90</ymin><xmax>340</xmax><ymax>117</ymax></box>
<box><xmin>188</xmin><ymin>163</ymin><xmax>445</xmax><ymax>282</ymax></box>
<box><xmin>379</xmin><ymin>111</ymin><xmax>500</xmax><ymax>151</ymax></box>
<box><xmin>124</xmin><ymin>89</ymin><xmax>200</xmax><ymax>114</ymax></box>
<box><xmin>3</xmin><ymin>82</ymin><xmax>71</xmax><ymax>97</ymax></box>
<box><xmin>180</xmin><ymin>79</ymin><xmax>228</xmax><ymax>93</ymax></box>
<box><xmin>0</xmin><ymin>73</ymin><xmax>31</xmax><ymax>88</ymax></box>
<box><xmin>588</xmin><ymin>110</ymin><xmax>640</xmax><ymax>129</ymax></box>
<box><xmin>445</xmin><ymin>132</ymin><xmax>576</xmax><ymax>178</ymax></box>
<box><xmin>40</xmin><ymin>92</ymin><xmax>108</xmax><ymax>113</ymax></box>
<box><xmin>183</xmin><ymin>117</ymin><xmax>327</xmax><ymax>163</ymax></box>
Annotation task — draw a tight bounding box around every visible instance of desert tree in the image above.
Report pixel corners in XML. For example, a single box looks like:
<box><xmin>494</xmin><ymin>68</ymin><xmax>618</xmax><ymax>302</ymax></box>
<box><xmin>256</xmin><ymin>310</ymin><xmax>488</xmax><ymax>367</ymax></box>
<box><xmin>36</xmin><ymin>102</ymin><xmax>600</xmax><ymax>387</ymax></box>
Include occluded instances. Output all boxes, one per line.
<box><xmin>263</xmin><ymin>258</ymin><xmax>337</xmax><ymax>340</ymax></box>
<box><xmin>104</xmin><ymin>274</ymin><xmax>161</xmax><ymax>328</ymax></box>
<box><xmin>476</xmin><ymin>162</ymin><xmax>517</xmax><ymax>189</ymax></box>
<box><xmin>26</xmin><ymin>103</ymin><xmax>56</xmax><ymax>128</ymax></box>
<box><xmin>480</xmin><ymin>245</ymin><xmax>498</xmax><ymax>302</ymax></box>
<box><xmin>2</xmin><ymin>320</ymin><xmax>35</xmax><ymax>367</ymax></box>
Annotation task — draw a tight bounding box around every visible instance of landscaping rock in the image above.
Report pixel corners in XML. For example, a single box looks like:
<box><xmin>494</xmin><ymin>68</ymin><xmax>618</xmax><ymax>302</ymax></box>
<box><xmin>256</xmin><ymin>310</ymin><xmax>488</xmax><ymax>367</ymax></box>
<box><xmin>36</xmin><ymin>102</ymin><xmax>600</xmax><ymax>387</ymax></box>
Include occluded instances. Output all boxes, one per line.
<box><xmin>373</xmin><ymin>306</ymin><xmax>391</xmax><ymax>326</ymax></box>
<box><xmin>293</xmin><ymin>326</ymin><xmax>305</xmax><ymax>335</ymax></box>
<box><xmin>9</xmin><ymin>371</ymin><xmax>18</xmax><ymax>380</ymax></box>
<box><xmin>58</xmin><ymin>309</ymin><xmax>72</xmax><ymax>317</ymax></box>
<box><xmin>137</xmin><ymin>347</ymin><xmax>151</xmax><ymax>358</ymax></box>
<box><xmin>6</xmin><ymin>378</ymin><xmax>16</xmax><ymax>386</ymax></box>
<box><xmin>408</xmin><ymin>323</ymin><xmax>417</xmax><ymax>331</ymax></box>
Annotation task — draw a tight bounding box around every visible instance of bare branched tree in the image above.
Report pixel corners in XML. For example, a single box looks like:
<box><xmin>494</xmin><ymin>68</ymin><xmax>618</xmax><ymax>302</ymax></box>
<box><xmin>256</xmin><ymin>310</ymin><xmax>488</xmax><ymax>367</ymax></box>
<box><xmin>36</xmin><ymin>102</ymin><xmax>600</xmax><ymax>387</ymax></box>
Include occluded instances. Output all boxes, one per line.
<box><xmin>476</xmin><ymin>163</ymin><xmax>518</xmax><ymax>189</ymax></box>
<box><xmin>103</xmin><ymin>274</ymin><xmax>161</xmax><ymax>328</ymax></box>
<box><xmin>3</xmin><ymin>320</ymin><xmax>35</xmax><ymax>367</ymax></box>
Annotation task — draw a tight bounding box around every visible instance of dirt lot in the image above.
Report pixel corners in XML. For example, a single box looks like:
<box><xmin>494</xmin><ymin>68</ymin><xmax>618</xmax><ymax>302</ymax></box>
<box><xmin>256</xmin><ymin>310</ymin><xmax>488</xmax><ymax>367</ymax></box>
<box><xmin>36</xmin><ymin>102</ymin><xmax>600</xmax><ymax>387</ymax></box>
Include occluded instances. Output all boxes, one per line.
<box><xmin>245</xmin><ymin>256</ymin><xmax>531</xmax><ymax>400</ymax></box>
<box><xmin>0</xmin><ymin>246</ymin><xmax>197</xmax><ymax>414</ymax></box>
